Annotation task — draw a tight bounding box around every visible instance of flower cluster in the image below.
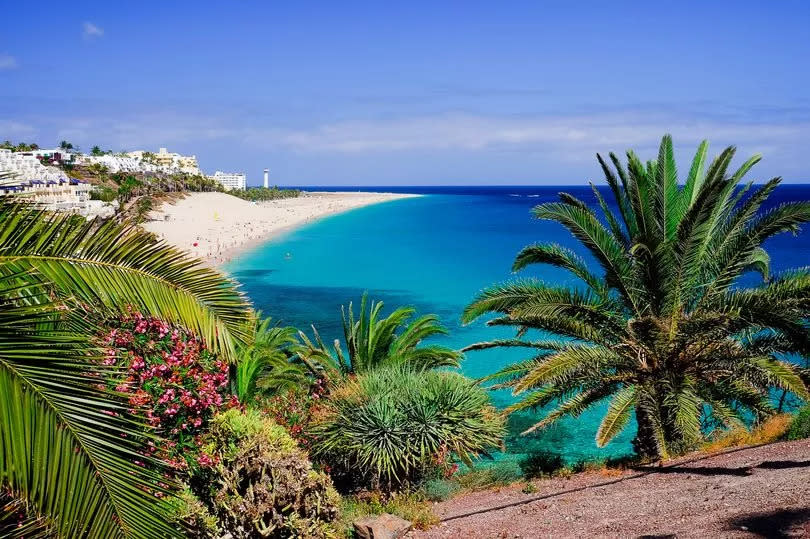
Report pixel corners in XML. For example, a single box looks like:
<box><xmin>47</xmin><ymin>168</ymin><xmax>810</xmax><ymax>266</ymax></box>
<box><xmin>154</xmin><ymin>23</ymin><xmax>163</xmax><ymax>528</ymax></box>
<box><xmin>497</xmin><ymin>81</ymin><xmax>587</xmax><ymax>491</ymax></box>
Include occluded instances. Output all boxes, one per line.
<box><xmin>99</xmin><ymin>312</ymin><xmax>238</xmax><ymax>469</ymax></box>
<box><xmin>431</xmin><ymin>444</ymin><xmax>459</xmax><ymax>479</ymax></box>
<box><xmin>258</xmin><ymin>378</ymin><xmax>327</xmax><ymax>448</ymax></box>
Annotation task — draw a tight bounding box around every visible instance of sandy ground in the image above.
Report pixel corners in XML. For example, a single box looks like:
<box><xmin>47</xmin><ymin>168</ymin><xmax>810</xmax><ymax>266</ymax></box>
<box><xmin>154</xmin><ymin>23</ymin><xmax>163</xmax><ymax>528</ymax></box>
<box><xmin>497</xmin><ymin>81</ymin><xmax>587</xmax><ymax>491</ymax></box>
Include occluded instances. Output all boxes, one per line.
<box><xmin>142</xmin><ymin>191</ymin><xmax>418</xmax><ymax>265</ymax></box>
<box><xmin>410</xmin><ymin>439</ymin><xmax>810</xmax><ymax>538</ymax></box>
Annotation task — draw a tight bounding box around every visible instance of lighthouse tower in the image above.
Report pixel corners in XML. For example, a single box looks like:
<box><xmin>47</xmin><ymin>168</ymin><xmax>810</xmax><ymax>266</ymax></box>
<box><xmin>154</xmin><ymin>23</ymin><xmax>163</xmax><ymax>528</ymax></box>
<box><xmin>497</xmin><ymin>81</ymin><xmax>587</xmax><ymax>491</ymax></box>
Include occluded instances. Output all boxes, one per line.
<box><xmin>263</xmin><ymin>168</ymin><xmax>269</xmax><ymax>188</ymax></box>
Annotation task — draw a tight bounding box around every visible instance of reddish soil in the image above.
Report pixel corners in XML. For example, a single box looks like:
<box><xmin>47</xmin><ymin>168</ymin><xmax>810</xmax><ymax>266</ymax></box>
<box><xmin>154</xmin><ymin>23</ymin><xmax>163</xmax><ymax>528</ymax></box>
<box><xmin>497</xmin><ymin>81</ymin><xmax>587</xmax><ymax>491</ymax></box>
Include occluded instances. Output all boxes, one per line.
<box><xmin>409</xmin><ymin>439</ymin><xmax>810</xmax><ymax>538</ymax></box>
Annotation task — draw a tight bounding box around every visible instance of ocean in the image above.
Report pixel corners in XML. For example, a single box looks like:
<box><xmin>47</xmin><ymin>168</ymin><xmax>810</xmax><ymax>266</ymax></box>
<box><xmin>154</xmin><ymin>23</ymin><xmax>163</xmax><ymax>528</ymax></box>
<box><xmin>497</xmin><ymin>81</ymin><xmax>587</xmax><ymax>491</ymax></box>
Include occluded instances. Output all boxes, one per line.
<box><xmin>225</xmin><ymin>185</ymin><xmax>810</xmax><ymax>464</ymax></box>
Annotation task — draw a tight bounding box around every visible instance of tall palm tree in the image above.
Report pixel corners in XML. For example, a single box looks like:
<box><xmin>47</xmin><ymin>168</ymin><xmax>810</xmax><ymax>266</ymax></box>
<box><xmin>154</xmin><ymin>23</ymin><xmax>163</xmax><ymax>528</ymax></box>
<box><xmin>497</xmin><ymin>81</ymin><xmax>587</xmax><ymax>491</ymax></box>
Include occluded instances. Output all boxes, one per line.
<box><xmin>0</xmin><ymin>202</ymin><xmax>253</xmax><ymax>537</ymax></box>
<box><xmin>298</xmin><ymin>294</ymin><xmax>461</xmax><ymax>378</ymax></box>
<box><xmin>463</xmin><ymin>135</ymin><xmax>810</xmax><ymax>459</ymax></box>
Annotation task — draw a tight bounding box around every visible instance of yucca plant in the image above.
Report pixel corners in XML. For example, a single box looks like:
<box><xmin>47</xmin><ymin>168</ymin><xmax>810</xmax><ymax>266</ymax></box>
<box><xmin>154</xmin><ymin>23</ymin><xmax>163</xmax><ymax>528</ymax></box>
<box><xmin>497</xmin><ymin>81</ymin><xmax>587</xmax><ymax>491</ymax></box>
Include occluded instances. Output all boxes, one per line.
<box><xmin>298</xmin><ymin>294</ymin><xmax>461</xmax><ymax>378</ymax></box>
<box><xmin>463</xmin><ymin>135</ymin><xmax>810</xmax><ymax>459</ymax></box>
<box><xmin>0</xmin><ymin>202</ymin><xmax>253</xmax><ymax>537</ymax></box>
<box><xmin>310</xmin><ymin>366</ymin><xmax>504</xmax><ymax>492</ymax></box>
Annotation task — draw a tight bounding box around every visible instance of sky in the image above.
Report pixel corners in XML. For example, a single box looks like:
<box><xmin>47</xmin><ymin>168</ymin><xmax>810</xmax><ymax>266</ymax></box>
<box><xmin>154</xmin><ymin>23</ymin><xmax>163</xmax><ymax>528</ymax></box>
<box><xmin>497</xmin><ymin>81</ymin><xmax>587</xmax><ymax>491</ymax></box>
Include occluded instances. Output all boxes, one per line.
<box><xmin>1</xmin><ymin>1</ymin><xmax>809</xmax><ymax>186</ymax></box>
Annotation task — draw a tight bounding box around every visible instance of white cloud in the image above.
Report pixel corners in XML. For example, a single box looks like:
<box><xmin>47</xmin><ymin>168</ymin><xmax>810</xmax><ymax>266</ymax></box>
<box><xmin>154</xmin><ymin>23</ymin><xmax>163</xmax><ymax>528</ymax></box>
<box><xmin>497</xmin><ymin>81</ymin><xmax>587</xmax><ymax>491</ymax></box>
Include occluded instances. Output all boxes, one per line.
<box><xmin>241</xmin><ymin>112</ymin><xmax>810</xmax><ymax>160</ymax></box>
<box><xmin>0</xmin><ymin>54</ymin><xmax>18</xmax><ymax>70</ymax></box>
<box><xmin>82</xmin><ymin>22</ymin><xmax>104</xmax><ymax>40</ymax></box>
<box><xmin>5</xmin><ymin>100</ymin><xmax>810</xmax><ymax>181</ymax></box>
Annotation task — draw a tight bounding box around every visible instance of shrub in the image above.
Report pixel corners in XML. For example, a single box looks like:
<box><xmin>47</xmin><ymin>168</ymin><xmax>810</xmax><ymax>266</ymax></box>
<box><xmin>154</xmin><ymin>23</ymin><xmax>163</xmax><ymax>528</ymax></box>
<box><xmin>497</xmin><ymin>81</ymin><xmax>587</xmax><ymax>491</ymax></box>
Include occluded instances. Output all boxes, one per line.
<box><xmin>311</xmin><ymin>366</ymin><xmax>505</xmax><ymax>492</ymax></box>
<box><xmin>168</xmin><ymin>489</ymin><xmax>219</xmax><ymax>539</ymax></box>
<box><xmin>190</xmin><ymin>409</ymin><xmax>340</xmax><ymax>538</ymax></box>
<box><xmin>90</xmin><ymin>185</ymin><xmax>117</xmax><ymax>202</ymax></box>
<box><xmin>520</xmin><ymin>451</ymin><xmax>566</xmax><ymax>479</ymax></box>
<box><xmin>101</xmin><ymin>313</ymin><xmax>238</xmax><ymax>469</ymax></box>
<box><xmin>703</xmin><ymin>414</ymin><xmax>793</xmax><ymax>453</ymax></box>
<box><xmin>423</xmin><ymin>479</ymin><xmax>460</xmax><ymax>502</ymax></box>
<box><xmin>439</xmin><ymin>460</ymin><xmax>523</xmax><ymax>494</ymax></box>
<box><xmin>257</xmin><ymin>383</ymin><xmax>326</xmax><ymax>449</ymax></box>
<box><xmin>339</xmin><ymin>492</ymin><xmax>437</xmax><ymax>533</ymax></box>
<box><xmin>98</xmin><ymin>313</ymin><xmax>237</xmax><ymax>470</ymax></box>
<box><xmin>488</xmin><ymin>459</ymin><xmax>523</xmax><ymax>483</ymax></box>
<box><xmin>786</xmin><ymin>406</ymin><xmax>810</xmax><ymax>440</ymax></box>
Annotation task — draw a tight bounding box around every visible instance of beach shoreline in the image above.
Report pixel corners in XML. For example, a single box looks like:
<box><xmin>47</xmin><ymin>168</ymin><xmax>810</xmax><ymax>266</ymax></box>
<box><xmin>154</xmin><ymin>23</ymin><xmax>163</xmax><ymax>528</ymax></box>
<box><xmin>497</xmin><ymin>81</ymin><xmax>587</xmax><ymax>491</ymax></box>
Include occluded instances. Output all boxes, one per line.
<box><xmin>142</xmin><ymin>191</ymin><xmax>420</xmax><ymax>266</ymax></box>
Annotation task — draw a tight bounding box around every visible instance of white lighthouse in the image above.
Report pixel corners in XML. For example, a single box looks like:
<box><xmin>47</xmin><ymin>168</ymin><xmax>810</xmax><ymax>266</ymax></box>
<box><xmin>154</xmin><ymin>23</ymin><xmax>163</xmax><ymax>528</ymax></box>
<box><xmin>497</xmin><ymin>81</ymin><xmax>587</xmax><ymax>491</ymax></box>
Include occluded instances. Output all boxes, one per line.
<box><xmin>263</xmin><ymin>168</ymin><xmax>269</xmax><ymax>189</ymax></box>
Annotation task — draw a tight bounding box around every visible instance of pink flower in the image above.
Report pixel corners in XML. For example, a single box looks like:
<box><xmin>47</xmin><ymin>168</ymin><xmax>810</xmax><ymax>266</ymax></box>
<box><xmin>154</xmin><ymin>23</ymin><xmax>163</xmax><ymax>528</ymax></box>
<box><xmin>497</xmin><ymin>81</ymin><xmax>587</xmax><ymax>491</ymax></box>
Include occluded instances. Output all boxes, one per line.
<box><xmin>196</xmin><ymin>453</ymin><xmax>215</xmax><ymax>467</ymax></box>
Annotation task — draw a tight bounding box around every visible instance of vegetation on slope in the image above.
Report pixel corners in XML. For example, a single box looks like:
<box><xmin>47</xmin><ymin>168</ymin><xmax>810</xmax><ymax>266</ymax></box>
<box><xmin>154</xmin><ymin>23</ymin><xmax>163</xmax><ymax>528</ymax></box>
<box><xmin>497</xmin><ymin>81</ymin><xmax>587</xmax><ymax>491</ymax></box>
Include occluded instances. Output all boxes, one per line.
<box><xmin>1</xmin><ymin>133</ymin><xmax>809</xmax><ymax>537</ymax></box>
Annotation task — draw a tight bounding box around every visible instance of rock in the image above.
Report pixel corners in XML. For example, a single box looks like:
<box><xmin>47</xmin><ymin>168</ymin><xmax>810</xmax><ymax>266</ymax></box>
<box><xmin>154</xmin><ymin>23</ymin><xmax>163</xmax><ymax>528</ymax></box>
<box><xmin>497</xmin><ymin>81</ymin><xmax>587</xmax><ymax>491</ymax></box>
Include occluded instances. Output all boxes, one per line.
<box><xmin>353</xmin><ymin>513</ymin><xmax>412</xmax><ymax>539</ymax></box>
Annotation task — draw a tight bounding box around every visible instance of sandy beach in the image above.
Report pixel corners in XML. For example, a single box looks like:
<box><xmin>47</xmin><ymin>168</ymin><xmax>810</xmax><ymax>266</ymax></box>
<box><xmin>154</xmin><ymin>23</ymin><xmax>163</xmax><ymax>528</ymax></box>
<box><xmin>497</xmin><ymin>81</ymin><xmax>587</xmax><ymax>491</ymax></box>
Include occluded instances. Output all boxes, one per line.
<box><xmin>142</xmin><ymin>191</ymin><xmax>418</xmax><ymax>265</ymax></box>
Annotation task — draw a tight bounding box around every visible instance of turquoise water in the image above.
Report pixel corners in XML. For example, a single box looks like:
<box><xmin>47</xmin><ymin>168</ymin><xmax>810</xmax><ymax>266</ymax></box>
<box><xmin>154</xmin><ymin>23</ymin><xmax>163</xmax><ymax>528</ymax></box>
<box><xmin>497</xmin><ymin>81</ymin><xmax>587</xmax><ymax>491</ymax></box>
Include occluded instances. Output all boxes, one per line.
<box><xmin>225</xmin><ymin>185</ymin><xmax>810</xmax><ymax>463</ymax></box>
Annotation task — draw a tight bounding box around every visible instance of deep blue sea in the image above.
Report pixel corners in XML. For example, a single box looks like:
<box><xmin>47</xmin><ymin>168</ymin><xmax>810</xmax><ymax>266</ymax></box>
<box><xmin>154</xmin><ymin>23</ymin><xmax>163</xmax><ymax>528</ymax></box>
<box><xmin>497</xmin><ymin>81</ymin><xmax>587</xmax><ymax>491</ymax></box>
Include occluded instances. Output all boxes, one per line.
<box><xmin>225</xmin><ymin>185</ymin><xmax>810</xmax><ymax>464</ymax></box>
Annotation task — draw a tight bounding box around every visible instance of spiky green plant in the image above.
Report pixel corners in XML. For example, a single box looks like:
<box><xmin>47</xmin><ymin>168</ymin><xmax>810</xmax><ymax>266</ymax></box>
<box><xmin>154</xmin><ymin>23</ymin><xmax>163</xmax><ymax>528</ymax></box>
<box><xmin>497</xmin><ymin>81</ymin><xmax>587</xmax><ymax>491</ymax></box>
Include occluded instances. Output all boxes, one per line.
<box><xmin>297</xmin><ymin>294</ymin><xmax>461</xmax><ymax>378</ymax></box>
<box><xmin>463</xmin><ymin>135</ymin><xmax>810</xmax><ymax>459</ymax></box>
<box><xmin>0</xmin><ymin>202</ymin><xmax>253</xmax><ymax>537</ymax></box>
<box><xmin>310</xmin><ymin>366</ymin><xmax>505</xmax><ymax>491</ymax></box>
<box><xmin>234</xmin><ymin>315</ymin><xmax>301</xmax><ymax>401</ymax></box>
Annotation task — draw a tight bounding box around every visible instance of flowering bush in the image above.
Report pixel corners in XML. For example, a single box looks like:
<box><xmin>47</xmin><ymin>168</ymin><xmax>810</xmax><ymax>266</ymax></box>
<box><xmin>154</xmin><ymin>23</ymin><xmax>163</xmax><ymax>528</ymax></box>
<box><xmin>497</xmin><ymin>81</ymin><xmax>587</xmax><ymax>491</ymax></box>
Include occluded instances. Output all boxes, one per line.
<box><xmin>257</xmin><ymin>378</ymin><xmax>327</xmax><ymax>448</ymax></box>
<box><xmin>99</xmin><ymin>312</ymin><xmax>238</xmax><ymax>469</ymax></box>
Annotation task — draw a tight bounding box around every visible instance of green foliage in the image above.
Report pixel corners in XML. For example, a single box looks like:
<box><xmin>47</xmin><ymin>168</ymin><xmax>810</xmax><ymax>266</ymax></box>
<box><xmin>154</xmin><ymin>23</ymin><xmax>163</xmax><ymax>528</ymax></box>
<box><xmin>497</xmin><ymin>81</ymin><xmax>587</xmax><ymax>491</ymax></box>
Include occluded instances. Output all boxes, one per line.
<box><xmin>423</xmin><ymin>479</ymin><xmax>460</xmax><ymax>502</ymax></box>
<box><xmin>189</xmin><ymin>409</ymin><xmax>340</xmax><ymax>538</ymax></box>
<box><xmin>464</xmin><ymin>135</ymin><xmax>810</xmax><ymax>460</ymax></box>
<box><xmin>452</xmin><ymin>460</ymin><xmax>523</xmax><ymax>490</ymax></box>
<box><xmin>234</xmin><ymin>315</ymin><xmax>301</xmax><ymax>402</ymax></box>
<box><xmin>0</xmin><ymin>141</ymin><xmax>40</xmax><ymax>152</ymax></box>
<box><xmin>0</xmin><ymin>203</ymin><xmax>252</xmax><ymax>358</ymax></box>
<box><xmin>134</xmin><ymin>195</ymin><xmax>154</xmax><ymax>223</ymax></box>
<box><xmin>230</xmin><ymin>186</ymin><xmax>301</xmax><ymax>201</ymax></box>
<box><xmin>90</xmin><ymin>184</ymin><xmax>117</xmax><ymax>202</ymax></box>
<box><xmin>311</xmin><ymin>366</ymin><xmax>505</xmax><ymax>492</ymax></box>
<box><xmin>0</xmin><ymin>262</ymin><xmax>182</xmax><ymax>539</ymax></box>
<box><xmin>298</xmin><ymin>294</ymin><xmax>462</xmax><ymax>377</ymax></box>
<box><xmin>86</xmin><ymin>162</ymin><xmax>110</xmax><ymax>177</ymax></box>
<box><xmin>339</xmin><ymin>492</ymin><xmax>437</xmax><ymax>534</ymax></box>
<box><xmin>167</xmin><ymin>489</ymin><xmax>219</xmax><ymax>539</ymax></box>
<box><xmin>786</xmin><ymin>406</ymin><xmax>810</xmax><ymax>440</ymax></box>
<box><xmin>0</xmin><ymin>201</ymin><xmax>253</xmax><ymax>537</ymax></box>
<box><xmin>520</xmin><ymin>451</ymin><xmax>566</xmax><ymax>479</ymax></box>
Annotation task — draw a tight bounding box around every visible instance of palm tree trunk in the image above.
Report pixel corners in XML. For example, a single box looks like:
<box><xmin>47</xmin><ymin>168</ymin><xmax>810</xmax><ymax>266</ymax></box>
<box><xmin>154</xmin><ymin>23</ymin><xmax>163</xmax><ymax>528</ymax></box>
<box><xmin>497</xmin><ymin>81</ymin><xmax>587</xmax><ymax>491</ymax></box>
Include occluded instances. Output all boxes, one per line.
<box><xmin>632</xmin><ymin>405</ymin><xmax>663</xmax><ymax>461</ymax></box>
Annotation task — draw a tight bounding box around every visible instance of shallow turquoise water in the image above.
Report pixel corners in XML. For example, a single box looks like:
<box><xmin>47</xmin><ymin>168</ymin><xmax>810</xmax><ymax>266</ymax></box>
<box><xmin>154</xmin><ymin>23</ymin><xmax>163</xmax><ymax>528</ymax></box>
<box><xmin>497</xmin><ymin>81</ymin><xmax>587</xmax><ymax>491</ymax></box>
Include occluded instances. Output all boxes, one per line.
<box><xmin>225</xmin><ymin>186</ymin><xmax>810</xmax><ymax>463</ymax></box>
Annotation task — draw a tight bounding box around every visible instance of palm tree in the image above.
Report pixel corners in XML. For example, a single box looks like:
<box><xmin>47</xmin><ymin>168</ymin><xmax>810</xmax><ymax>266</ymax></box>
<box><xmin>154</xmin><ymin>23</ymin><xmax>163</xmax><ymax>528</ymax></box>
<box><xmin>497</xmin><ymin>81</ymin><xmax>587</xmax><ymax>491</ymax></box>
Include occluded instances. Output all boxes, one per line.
<box><xmin>0</xmin><ymin>202</ymin><xmax>253</xmax><ymax>537</ymax></box>
<box><xmin>234</xmin><ymin>315</ymin><xmax>301</xmax><ymax>401</ymax></box>
<box><xmin>463</xmin><ymin>135</ymin><xmax>810</xmax><ymax>460</ymax></box>
<box><xmin>298</xmin><ymin>294</ymin><xmax>461</xmax><ymax>378</ymax></box>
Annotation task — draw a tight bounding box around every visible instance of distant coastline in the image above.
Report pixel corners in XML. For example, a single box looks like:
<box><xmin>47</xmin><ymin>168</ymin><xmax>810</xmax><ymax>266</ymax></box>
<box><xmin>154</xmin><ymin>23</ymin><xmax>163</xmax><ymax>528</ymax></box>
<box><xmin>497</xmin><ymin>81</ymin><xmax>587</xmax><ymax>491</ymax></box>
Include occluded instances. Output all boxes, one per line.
<box><xmin>142</xmin><ymin>190</ymin><xmax>420</xmax><ymax>266</ymax></box>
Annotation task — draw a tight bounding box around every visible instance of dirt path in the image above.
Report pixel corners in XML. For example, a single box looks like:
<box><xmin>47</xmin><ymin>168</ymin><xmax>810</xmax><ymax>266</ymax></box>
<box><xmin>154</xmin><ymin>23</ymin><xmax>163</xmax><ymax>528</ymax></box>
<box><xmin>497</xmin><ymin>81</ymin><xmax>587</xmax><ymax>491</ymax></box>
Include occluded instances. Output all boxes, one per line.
<box><xmin>409</xmin><ymin>439</ymin><xmax>810</xmax><ymax>538</ymax></box>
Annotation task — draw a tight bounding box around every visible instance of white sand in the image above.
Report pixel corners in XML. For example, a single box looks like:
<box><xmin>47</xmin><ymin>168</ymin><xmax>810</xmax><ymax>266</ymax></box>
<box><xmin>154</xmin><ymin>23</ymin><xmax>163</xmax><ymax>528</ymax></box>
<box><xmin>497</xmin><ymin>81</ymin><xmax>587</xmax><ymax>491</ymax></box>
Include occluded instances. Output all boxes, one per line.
<box><xmin>142</xmin><ymin>191</ymin><xmax>419</xmax><ymax>265</ymax></box>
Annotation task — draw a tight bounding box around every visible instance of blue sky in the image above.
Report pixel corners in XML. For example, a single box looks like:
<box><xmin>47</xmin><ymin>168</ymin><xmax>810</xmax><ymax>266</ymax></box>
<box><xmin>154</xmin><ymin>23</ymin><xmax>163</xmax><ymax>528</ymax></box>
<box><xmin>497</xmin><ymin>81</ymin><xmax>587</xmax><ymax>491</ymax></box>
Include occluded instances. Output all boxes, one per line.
<box><xmin>1</xmin><ymin>1</ymin><xmax>809</xmax><ymax>186</ymax></box>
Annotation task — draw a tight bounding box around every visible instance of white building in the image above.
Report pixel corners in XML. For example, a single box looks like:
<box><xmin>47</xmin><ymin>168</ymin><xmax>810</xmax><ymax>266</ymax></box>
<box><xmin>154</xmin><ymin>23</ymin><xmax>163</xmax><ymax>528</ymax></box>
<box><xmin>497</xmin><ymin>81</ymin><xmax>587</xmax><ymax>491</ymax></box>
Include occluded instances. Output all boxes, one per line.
<box><xmin>79</xmin><ymin>153</ymin><xmax>161</xmax><ymax>174</ymax></box>
<box><xmin>211</xmin><ymin>171</ymin><xmax>246</xmax><ymax>191</ymax></box>
<box><xmin>18</xmin><ymin>149</ymin><xmax>74</xmax><ymax>164</ymax></box>
<box><xmin>127</xmin><ymin>148</ymin><xmax>201</xmax><ymax>175</ymax></box>
<box><xmin>0</xmin><ymin>149</ymin><xmax>110</xmax><ymax>218</ymax></box>
<box><xmin>0</xmin><ymin>148</ymin><xmax>67</xmax><ymax>184</ymax></box>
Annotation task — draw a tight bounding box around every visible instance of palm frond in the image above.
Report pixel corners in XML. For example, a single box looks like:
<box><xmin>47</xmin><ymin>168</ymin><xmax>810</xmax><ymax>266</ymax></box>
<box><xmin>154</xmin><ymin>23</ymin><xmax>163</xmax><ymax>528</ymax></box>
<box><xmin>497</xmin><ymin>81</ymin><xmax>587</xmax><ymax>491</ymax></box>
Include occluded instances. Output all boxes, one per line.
<box><xmin>0</xmin><ymin>277</ymin><xmax>180</xmax><ymax>539</ymax></box>
<box><xmin>0</xmin><ymin>203</ymin><xmax>253</xmax><ymax>359</ymax></box>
